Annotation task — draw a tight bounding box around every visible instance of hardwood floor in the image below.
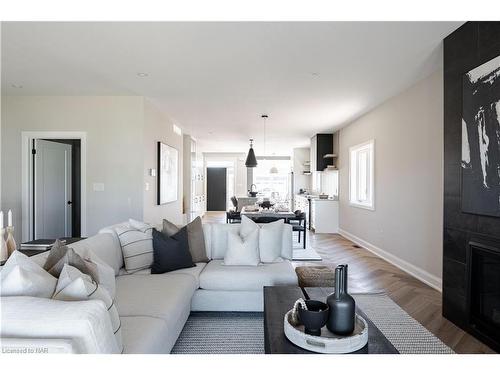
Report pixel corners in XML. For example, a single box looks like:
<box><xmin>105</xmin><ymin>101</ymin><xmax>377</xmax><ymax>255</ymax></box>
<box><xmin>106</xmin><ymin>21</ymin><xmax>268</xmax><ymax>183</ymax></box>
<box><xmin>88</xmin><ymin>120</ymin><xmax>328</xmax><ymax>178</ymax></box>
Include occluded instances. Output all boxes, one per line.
<box><xmin>202</xmin><ymin>211</ymin><xmax>496</xmax><ymax>354</ymax></box>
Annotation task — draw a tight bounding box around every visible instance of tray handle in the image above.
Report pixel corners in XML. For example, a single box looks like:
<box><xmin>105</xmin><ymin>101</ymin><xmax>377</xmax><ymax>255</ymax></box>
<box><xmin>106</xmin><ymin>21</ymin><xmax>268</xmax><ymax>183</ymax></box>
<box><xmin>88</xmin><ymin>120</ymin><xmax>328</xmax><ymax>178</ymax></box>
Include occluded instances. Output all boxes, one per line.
<box><xmin>305</xmin><ymin>339</ymin><xmax>326</xmax><ymax>348</ymax></box>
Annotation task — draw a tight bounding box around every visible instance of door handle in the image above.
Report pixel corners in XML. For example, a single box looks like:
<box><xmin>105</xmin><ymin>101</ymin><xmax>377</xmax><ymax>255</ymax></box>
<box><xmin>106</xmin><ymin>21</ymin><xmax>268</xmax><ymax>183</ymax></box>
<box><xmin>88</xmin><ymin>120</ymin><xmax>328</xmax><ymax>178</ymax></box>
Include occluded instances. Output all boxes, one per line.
<box><xmin>67</xmin><ymin>201</ymin><xmax>73</xmax><ymax>205</ymax></box>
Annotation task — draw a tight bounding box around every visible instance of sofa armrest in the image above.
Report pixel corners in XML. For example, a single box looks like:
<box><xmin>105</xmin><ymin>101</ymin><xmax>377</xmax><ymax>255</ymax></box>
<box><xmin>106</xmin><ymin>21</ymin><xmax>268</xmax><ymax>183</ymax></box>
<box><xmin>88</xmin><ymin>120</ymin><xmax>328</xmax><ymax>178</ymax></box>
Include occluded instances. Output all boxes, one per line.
<box><xmin>0</xmin><ymin>296</ymin><xmax>120</xmax><ymax>354</ymax></box>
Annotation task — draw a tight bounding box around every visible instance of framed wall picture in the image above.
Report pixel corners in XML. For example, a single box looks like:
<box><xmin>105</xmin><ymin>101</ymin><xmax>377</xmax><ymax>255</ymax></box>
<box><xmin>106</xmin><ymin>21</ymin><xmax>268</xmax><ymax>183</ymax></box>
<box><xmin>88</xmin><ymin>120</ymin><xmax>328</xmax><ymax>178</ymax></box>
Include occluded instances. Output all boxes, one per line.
<box><xmin>461</xmin><ymin>54</ymin><xmax>500</xmax><ymax>217</ymax></box>
<box><xmin>157</xmin><ymin>141</ymin><xmax>179</xmax><ymax>205</ymax></box>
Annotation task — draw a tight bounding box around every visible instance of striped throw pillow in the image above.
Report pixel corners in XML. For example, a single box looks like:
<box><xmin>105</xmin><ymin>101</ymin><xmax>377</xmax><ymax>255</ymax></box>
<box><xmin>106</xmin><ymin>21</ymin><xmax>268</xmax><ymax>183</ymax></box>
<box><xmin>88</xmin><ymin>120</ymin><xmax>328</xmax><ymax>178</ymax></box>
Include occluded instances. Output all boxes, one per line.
<box><xmin>53</xmin><ymin>264</ymin><xmax>123</xmax><ymax>353</ymax></box>
<box><xmin>115</xmin><ymin>221</ymin><xmax>153</xmax><ymax>273</ymax></box>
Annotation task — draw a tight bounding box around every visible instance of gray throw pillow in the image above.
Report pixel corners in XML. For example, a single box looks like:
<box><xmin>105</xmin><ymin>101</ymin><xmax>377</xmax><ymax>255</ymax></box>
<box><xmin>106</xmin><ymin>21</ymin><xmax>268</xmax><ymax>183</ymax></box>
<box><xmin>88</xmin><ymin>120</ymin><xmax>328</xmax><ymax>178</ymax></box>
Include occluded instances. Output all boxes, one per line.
<box><xmin>43</xmin><ymin>239</ymin><xmax>95</xmax><ymax>278</ymax></box>
<box><xmin>162</xmin><ymin>216</ymin><xmax>209</xmax><ymax>263</ymax></box>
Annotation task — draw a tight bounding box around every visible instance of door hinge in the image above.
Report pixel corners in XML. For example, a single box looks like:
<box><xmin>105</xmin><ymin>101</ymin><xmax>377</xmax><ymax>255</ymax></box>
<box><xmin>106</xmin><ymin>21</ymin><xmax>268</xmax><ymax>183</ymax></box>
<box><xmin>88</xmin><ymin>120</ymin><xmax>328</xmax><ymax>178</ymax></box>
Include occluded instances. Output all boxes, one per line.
<box><xmin>32</xmin><ymin>148</ymin><xmax>36</xmax><ymax>155</ymax></box>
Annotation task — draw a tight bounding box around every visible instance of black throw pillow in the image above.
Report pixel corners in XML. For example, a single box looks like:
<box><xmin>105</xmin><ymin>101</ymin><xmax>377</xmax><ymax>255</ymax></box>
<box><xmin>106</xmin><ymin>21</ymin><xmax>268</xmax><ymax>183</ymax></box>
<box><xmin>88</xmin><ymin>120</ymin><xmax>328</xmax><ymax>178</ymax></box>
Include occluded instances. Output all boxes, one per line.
<box><xmin>151</xmin><ymin>227</ymin><xmax>195</xmax><ymax>274</ymax></box>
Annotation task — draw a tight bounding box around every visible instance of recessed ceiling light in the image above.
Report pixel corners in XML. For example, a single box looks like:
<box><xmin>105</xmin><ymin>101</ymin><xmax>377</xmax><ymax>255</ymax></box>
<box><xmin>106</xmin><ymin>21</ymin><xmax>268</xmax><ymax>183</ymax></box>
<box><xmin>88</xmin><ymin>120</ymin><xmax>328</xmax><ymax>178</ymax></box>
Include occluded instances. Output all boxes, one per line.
<box><xmin>311</xmin><ymin>72</ymin><xmax>320</xmax><ymax>77</ymax></box>
<box><xmin>11</xmin><ymin>84</ymin><xmax>23</xmax><ymax>89</ymax></box>
<box><xmin>137</xmin><ymin>72</ymin><xmax>149</xmax><ymax>77</ymax></box>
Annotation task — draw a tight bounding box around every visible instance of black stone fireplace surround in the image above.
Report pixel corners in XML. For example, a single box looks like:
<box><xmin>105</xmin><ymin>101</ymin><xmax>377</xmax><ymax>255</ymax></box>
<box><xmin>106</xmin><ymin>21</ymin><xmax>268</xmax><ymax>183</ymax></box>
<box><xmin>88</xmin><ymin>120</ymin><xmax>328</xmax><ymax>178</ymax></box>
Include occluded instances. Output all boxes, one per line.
<box><xmin>443</xmin><ymin>21</ymin><xmax>500</xmax><ymax>352</ymax></box>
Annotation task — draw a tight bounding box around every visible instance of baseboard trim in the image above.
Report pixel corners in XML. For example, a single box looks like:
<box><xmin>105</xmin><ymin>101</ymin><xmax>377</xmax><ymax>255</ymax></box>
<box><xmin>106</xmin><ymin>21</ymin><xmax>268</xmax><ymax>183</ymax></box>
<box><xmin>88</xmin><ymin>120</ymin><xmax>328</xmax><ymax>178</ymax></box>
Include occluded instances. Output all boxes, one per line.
<box><xmin>338</xmin><ymin>228</ymin><xmax>442</xmax><ymax>292</ymax></box>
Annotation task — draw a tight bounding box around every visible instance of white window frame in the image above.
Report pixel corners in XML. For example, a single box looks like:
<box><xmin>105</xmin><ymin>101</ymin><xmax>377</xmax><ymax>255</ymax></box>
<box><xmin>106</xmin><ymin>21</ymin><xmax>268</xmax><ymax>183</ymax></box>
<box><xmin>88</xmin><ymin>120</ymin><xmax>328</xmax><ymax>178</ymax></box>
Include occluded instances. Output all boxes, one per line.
<box><xmin>349</xmin><ymin>139</ymin><xmax>375</xmax><ymax>210</ymax></box>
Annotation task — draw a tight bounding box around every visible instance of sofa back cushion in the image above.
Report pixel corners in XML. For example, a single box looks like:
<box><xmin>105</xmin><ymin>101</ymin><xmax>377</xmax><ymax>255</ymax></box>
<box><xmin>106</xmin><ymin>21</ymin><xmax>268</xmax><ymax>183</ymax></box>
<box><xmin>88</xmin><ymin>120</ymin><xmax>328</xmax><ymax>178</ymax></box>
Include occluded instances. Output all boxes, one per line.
<box><xmin>203</xmin><ymin>222</ymin><xmax>293</xmax><ymax>261</ymax></box>
<box><xmin>209</xmin><ymin>223</ymin><xmax>241</xmax><ymax>260</ymax></box>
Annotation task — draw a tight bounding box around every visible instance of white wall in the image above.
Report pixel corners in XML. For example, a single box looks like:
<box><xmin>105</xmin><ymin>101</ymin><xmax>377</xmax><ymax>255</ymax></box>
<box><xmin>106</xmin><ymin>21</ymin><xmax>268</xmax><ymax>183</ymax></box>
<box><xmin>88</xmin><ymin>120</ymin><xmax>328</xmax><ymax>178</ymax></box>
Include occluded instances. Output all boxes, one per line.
<box><xmin>1</xmin><ymin>96</ymin><xmax>184</xmax><ymax>242</ymax></box>
<box><xmin>338</xmin><ymin>69</ymin><xmax>444</xmax><ymax>290</ymax></box>
<box><xmin>143</xmin><ymin>99</ymin><xmax>183</xmax><ymax>225</ymax></box>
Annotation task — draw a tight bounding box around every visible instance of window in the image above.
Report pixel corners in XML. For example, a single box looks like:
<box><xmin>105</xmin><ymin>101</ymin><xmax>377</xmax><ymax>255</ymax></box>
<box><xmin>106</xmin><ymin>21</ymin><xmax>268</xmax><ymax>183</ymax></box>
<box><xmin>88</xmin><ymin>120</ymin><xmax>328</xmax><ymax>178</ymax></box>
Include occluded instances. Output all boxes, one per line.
<box><xmin>349</xmin><ymin>140</ymin><xmax>374</xmax><ymax>210</ymax></box>
<box><xmin>253</xmin><ymin>158</ymin><xmax>292</xmax><ymax>206</ymax></box>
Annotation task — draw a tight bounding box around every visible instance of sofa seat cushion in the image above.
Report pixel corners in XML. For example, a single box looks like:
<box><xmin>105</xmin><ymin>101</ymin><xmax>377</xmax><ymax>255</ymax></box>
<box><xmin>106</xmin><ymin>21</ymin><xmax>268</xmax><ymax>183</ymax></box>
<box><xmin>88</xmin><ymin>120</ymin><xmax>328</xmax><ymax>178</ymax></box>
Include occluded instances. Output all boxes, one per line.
<box><xmin>120</xmin><ymin>316</ymin><xmax>171</xmax><ymax>354</ymax></box>
<box><xmin>115</xmin><ymin>273</ymin><xmax>197</xmax><ymax>321</ymax></box>
<box><xmin>116</xmin><ymin>262</ymin><xmax>206</xmax><ymax>288</ymax></box>
<box><xmin>199</xmin><ymin>260</ymin><xmax>298</xmax><ymax>291</ymax></box>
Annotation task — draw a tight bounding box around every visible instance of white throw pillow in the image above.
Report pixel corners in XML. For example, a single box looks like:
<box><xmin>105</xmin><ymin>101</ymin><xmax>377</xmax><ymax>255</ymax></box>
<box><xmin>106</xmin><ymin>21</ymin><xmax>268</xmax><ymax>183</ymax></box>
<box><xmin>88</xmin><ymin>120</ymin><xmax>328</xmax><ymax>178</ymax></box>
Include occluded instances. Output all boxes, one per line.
<box><xmin>240</xmin><ymin>215</ymin><xmax>259</xmax><ymax>237</ymax></box>
<box><xmin>259</xmin><ymin>219</ymin><xmax>285</xmax><ymax>263</ymax></box>
<box><xmin>115</xmin><ymin>220</ymin><xmax>153</xmax><ymax>273</ymax></box>
<box><xmin>223</xmin><ymin>230</ymin><xmax>260</xmax><ymax>266</ymax></box>
<box><xmin>0</xmin><ymin>251</ymin><xmax>57</xmax><ymax>298</ymax></box>
<box><xmin>53</xmin><ymin>264</ymin><xmax>123</xmax><ymax>353</ymax></box>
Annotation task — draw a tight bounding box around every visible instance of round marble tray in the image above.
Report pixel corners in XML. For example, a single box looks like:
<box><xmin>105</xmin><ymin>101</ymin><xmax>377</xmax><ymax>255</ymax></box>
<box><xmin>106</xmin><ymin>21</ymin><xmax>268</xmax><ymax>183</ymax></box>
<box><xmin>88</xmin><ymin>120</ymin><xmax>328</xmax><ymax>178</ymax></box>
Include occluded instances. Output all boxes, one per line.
<box><xmin>283</xmin><ymin>310</ymin><xmax>368</xmax><ymax>354</ymax></box>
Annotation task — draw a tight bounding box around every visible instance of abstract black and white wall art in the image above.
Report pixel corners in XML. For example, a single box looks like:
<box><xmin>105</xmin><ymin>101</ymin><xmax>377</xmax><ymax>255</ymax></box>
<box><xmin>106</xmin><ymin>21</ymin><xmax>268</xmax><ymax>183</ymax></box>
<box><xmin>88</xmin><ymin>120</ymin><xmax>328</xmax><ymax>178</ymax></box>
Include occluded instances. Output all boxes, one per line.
<box><xmin>157</xmin><ymin>142</ymin><xmax>179</xmax><ymax>205</ymax></box>
<box><xmin>462</xmin><ymin>54</ymin><xmax>500</xmax><ymax>217</ymax></box>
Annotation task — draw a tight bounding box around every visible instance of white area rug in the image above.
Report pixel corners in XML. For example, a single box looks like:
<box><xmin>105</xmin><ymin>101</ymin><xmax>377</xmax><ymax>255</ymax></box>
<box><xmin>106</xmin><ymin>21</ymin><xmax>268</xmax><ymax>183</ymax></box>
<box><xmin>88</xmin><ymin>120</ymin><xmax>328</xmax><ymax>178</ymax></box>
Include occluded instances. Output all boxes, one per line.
<box><xmin>292</xmin><ymin>247</ymin><xmax>322</xmax><ymax>261</ymax></box>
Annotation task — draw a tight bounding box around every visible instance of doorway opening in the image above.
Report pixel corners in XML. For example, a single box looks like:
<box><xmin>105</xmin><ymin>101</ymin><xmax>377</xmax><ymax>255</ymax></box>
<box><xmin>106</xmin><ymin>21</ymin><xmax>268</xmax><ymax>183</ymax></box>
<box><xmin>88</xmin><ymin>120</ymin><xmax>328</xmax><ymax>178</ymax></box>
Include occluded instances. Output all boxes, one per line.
<box><xmin>22</xmin><ymin>131</ymin><xmax>87</xmax><ymax>242</ymax></box>
<box><xmin>206</xmin><ymin>167</ymin><xmax>228</xmax><ymax>211</ymax></box>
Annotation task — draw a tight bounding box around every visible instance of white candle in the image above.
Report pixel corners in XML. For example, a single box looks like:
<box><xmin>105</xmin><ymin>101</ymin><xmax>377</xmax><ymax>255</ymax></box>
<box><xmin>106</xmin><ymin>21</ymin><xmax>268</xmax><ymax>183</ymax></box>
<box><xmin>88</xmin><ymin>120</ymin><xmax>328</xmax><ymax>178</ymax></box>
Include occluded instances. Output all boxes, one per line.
<box><xmin>8</xmin><ymin>210</ymin><xmax>12</xmax><ymax>227</ymax></box>
<box><xmin>0</xmin><ymin>211</ymin><xmax>3</xmax><ymax>229</ymax></box>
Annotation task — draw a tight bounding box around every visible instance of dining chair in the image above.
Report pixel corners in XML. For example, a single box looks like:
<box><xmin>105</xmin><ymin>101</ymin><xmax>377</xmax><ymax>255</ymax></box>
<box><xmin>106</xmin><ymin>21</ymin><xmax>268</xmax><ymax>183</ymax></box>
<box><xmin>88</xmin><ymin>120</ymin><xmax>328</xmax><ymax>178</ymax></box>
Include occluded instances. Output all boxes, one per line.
<box><xmin>287</xmin><ymin>210</ymin><xmax>307</xmax><ymax>249</ymax></box>
<box><xmin>226</xmin><ymin>196</ymin><xmax>241</xmax><ymax>224</ymax></box>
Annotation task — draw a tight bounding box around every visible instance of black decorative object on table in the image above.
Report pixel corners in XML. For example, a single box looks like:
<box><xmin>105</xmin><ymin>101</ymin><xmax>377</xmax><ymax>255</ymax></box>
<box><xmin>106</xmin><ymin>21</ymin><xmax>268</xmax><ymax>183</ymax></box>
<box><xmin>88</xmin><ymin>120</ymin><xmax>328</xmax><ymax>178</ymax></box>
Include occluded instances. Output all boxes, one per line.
<box><xmin>297</xmin><ymin>300</ymin><xmax>329</xmax><ymax>336</ymax></box>
<box><xmin>327</xmin><ymin>264</ymin><xmax>355</xmax><ymax>335</ymax></box>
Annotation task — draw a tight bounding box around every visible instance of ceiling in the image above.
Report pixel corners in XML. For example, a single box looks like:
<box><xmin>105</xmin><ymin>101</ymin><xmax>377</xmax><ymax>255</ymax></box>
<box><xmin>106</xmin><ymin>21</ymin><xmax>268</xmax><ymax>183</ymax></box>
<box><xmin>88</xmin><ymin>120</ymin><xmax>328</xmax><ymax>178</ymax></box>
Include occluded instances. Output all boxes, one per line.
<box><xmin>1</xmin><ymin>22</ymin><xmax>462</xmax><ymax>155</ymax></box>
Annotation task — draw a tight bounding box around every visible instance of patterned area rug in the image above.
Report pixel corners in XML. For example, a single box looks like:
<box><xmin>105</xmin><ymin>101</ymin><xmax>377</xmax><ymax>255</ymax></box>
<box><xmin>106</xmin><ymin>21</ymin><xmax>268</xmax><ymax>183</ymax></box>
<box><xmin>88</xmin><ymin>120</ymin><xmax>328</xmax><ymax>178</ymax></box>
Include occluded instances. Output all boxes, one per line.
<box><xmin>171</xmin><ymin>293</ymin><xmax>453</xmax><ymax>354</ymax></box>
<box><xmin>354</xmin><ymin>293</ymin><xmax>454</xmax><ymax>354</ymax></box>
<box><xmin>171</xmin><ymin>312</ymin><xmax>264</xmax><ymax>354</ymax></box>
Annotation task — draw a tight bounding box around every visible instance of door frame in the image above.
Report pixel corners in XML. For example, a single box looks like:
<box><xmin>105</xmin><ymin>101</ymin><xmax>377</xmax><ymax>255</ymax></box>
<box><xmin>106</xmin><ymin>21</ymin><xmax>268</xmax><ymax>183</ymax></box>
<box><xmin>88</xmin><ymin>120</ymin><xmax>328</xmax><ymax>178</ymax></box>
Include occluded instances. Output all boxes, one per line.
<box><xmin>21</xmin><ymin>131</ymin><xmax>87</xmax><ymax>242</ymax></box>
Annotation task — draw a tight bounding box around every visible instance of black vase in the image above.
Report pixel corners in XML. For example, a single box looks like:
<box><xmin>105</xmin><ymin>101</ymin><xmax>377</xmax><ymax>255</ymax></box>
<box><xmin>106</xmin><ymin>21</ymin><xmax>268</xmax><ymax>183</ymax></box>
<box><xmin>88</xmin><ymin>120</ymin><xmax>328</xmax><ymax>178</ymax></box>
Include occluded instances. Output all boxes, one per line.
<box><xmin>326</xmin><ymin>264</ymin><xmax>355</xmax><ymax>335</ymax></box>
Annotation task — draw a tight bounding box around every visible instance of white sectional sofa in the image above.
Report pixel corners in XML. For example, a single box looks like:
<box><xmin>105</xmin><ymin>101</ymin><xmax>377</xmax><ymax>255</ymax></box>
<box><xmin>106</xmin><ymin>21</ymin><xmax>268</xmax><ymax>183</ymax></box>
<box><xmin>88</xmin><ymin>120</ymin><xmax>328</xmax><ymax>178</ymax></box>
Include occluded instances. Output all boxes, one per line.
<box><xmin>1</xmin><ymin>222</ymin><xmax>298</xmax><ymax>354</ymax></box>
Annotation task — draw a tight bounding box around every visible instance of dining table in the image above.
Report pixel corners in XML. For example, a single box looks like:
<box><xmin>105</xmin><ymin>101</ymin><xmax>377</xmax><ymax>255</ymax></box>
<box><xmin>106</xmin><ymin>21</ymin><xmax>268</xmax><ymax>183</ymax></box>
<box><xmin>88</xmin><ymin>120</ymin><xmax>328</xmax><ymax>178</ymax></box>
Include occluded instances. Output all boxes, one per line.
<box><xmin>240</xmin><ymin>207</ymin><xmax>307</xmax><ymax>248</ymax></box>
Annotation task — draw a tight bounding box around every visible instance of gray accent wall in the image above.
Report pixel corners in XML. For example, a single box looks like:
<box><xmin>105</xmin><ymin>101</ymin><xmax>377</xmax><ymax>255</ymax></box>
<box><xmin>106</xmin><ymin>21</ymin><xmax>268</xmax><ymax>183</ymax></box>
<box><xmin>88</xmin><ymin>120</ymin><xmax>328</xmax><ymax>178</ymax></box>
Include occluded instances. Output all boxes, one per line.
<box><xmin>143</xmin><ymin>99</ymin><xmax>183</xmax><ymax>225</ymax></box>
<box><xmin>1</xmin><ymin>96</ymin><xmax>184</xmax><ymax>242</ymax></box>
<box><xmin>338</xmin><ymin>69</ymin><xmax>444</xmax><ymax>288</ymax></box>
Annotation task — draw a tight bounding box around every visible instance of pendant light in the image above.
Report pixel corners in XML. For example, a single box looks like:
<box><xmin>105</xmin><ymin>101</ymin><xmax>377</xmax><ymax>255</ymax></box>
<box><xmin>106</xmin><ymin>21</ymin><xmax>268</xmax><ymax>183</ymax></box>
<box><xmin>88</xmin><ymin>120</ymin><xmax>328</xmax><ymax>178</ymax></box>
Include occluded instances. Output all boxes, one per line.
<box><xmin>262</xmin><ymin>114</ymin><xmax>278</xmax><ymax>174</ymax></box>
<box><xmin>245</xmin><ymin>138</ymin><xmax>257</xmax><ymax>168</ymax></box>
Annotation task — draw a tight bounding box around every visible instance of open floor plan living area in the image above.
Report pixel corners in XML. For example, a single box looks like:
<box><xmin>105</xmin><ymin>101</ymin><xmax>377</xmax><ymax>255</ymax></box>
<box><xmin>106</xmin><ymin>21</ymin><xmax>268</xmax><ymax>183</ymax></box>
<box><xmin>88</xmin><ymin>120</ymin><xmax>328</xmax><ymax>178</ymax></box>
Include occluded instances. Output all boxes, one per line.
<box><xmin>1</xmin><ymin>6</ymin><xmax>500</xmax><ymax>368</ymax></box>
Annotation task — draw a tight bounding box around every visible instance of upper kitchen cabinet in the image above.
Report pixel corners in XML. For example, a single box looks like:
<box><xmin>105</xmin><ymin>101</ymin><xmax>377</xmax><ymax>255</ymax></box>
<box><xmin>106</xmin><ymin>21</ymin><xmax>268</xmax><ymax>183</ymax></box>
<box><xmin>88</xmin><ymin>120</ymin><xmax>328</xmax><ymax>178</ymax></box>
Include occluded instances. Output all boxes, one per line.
<box><xmin>310</xmin><ymin>133</ymin><xmax>335</xmax><ymax>171</ymax></box>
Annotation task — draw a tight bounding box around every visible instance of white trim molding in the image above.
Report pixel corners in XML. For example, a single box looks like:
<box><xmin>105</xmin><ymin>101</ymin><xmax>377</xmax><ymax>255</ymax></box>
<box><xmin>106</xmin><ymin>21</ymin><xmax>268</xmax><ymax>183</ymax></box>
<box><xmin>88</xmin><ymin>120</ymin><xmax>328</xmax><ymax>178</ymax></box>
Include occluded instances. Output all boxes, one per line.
<box><xmin>21</xmin><ymin>131</ymin><xmax>87</xmax><ymax>242</ymax></box>
<box><xmin>338</xmin><ymin>228</ymin><xmax>442</xmax><ymax>292</ymax></box>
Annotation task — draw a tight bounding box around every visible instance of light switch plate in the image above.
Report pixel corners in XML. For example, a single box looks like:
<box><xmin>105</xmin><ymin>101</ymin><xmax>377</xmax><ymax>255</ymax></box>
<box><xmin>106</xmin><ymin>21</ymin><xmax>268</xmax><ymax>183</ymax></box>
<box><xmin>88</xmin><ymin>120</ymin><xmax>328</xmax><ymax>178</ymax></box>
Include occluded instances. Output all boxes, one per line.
<box><xmin>93</xmin><ymin>182</ymin><xmax>105</xmax><ymax>192</ymax></box>
<box><xmin>149</xmin><ymin>168</ymin><xmax>156</xmax><ymax>177</ymax></box>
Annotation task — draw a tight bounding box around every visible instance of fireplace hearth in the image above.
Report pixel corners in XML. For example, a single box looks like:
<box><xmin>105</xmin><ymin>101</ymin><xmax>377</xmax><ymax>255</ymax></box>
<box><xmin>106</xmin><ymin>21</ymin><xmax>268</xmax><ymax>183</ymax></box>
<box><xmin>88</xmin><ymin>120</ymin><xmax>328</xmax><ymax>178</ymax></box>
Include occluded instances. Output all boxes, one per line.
<box><xmin>467</xmin><ymin>242</ymin><xmax>500</xmax><ymax>346</ymax></box>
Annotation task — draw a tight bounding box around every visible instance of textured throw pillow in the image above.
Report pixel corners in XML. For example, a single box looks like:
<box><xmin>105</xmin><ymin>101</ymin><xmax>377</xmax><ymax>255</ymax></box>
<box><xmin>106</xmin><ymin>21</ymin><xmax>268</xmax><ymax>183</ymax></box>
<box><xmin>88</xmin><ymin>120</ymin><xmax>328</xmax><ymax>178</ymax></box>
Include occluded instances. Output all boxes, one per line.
<box><xmin>78</xmin><ymin>248</ymin><xmax>116</xmax><ymax>298</ymax></box>
<box><xmin>151</xmin><ymin>227</ymin><xmax>195</xmax><ymax>274</ymax></box>
<box><xmin>53</xmin><ymin>264</ymin><xmax>123</xmax><ymax>353</ymax></box>
<box><xmin>1</xmin><ymin>251</ymin><xmax>57</xmax><ymax>298</ymax></box>
<box><xmin>162</xmin><ymin>216</ymin><xmax>208</xmax><ymax>263</ymax></box>
<box><xmin>223</xmin><ymin>229</ymin><xmax>260</xmax><ymax>266</ymax></box>
<box><xmin>43</xmin><ymin>239</ymin><xmax>93</xmax><ymax>278</ymax></box>
<box><xmin>115</xmin><ymin>220</ymin><xmax>153</xmax><ymax>273</ymax></box>
<box><xmin>239</xmin><ymin>215</ymin><xmax>259</xmax><ymax>238</ymax></box>
<box><xmin>43</xmin><ymin>239</ymin><xmax>116</xmax><ymax>298</ymax></box>
<box><xmin>162</xmin><ymin>219</ymin><xmax>180</xmax><ymax>237</ymax></box>
<box><xmin>259</xmin><ymin>219</ymin><xmax>285</xmax><ymax>263</ymax></box>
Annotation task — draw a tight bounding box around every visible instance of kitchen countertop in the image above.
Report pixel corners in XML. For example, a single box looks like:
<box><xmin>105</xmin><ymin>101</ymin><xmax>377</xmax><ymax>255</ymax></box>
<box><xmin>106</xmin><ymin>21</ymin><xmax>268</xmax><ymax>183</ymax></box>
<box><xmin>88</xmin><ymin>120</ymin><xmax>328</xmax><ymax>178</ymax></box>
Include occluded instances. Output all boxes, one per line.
<box><xmin>296</xmin><ymin>194</ymin><xmax>338</xmax><ymax>201</ymax></box>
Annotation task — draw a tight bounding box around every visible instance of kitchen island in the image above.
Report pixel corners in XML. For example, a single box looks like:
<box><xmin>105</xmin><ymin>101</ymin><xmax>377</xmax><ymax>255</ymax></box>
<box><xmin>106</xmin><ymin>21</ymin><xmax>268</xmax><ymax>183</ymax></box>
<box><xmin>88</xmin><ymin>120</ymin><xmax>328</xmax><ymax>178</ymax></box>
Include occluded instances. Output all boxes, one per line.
<box><xmin>295</xmin><ymin>194</ymin><xmax>339</xmax><ymax>233</ymax></box>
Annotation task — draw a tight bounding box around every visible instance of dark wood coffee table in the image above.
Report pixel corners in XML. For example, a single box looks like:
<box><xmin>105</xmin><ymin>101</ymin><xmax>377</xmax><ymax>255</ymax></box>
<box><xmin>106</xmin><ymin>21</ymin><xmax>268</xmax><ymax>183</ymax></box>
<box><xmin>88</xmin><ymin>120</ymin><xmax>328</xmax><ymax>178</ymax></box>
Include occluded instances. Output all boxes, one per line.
<box><xmin>263</xmin><ymin>286</ymin><xmax>399</xmax><ymax>354</ymax></box>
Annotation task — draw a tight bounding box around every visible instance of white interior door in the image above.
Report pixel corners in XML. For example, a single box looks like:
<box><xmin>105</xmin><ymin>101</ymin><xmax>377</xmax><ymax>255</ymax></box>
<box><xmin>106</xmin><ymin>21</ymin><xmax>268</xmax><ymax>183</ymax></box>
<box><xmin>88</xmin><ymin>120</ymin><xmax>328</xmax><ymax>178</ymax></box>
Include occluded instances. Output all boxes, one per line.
<box><xmin>34</xmin><ymin>139</ymin><xmax>72</xmax><ymax>239</ymax></box>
